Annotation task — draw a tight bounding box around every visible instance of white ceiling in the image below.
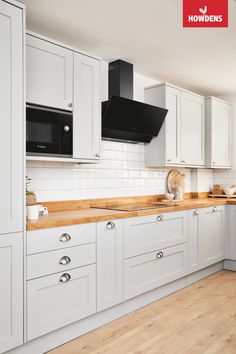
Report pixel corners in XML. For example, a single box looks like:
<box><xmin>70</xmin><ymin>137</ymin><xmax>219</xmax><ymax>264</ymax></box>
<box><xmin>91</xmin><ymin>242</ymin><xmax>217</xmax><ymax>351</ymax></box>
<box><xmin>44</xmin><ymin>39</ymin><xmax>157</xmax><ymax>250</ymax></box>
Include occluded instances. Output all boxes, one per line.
<box><xmin>19</xmin><ymin>0</ymin><xmax>236</xmax><ymax>96</ymax></box>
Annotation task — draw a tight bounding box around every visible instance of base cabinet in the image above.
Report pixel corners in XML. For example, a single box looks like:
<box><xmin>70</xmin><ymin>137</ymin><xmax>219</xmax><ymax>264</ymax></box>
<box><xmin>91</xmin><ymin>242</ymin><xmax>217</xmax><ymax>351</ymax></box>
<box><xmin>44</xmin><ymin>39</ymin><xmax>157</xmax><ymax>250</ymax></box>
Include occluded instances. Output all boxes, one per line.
<box><xmin>27</xmin><ymin>264</ymin><xmax>96</xmax><ymax>340</ymax></box>
<box><xmin>202</xmin><ymin>206</ymin><xmax>225</xmax><ymax>267</ymax></box>
<box><xmin>124</xmin><ymin>244</ymin><xmax>187</xmax><ymax>300</ymax></box>
<box><xmin>97</xmin><ymin>220</ymin><xmax>123</xmax><ymax>311</ymax></box>
<box><xmin>0</xmin><ymin>233</ymin><xmax>23</xmax><ymax>354</ymax></box>
<box><xmin>228</xmin><ymin>205</ymin><xmax>236</xmax><ymax>260</ymax></box>
<box><xmin>188</xmin><ymin>209</ymin><xmax>203</xmax><ymax>273</ymax></box>
<box><xmin>188</xmin><ymin>206</ymin><xmax>225</xmax><ymax>273</ymax></box>
<box><xmin>124</xmin><ymin>211</ymin><xmax>187</xmax><ymax>258</ymax></box>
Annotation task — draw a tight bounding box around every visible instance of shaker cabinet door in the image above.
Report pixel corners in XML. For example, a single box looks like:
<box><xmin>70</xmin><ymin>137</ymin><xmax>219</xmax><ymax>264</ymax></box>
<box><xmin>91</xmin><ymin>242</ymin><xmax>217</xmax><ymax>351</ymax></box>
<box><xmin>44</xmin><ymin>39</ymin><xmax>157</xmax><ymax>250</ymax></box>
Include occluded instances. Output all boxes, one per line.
<box><xmin>188</xmin><ymin>209</ymin><xmax>203</xmax><ymax>273</ymax></box>
<box><xmin>73</xmin><ymin>53</ymin><xmax>100</xmax><ymax>160</ymax></box>
<box><xmin>181</xmin><ymin>92</ymin><xmax>205</xmax><ymax>166</ymax></box>
<box><xmin>211</xmin><ymin>100</ymin><xmax>231</xmax><ymax>168</ymax></box>
<box><xmin>97</xmin><ymin>220</ymin><xmax>123</xmax><ymax>311</ymax></box>
<box><xmin>0</xmin><ymin>1</ymin><xmax>23</xmax><ymax>234</ymax></box>
<box><xmin>228</xmin><ymin>206</ymin><xmax>236</xmax><ymax>260</ymax></box>
<box><xmin>165</xmin><ymin>86</ymin><xmax>181</xmax><ymax>164</ymax></box>
<box><xmin>0</xmin><ymin>233</ymin><xmax>23</xmax><ymax>354</ymax></box>
<box><xmin>202</xmin><ymin>206</ymin><xmax>225</xmax><ymax>267</ymax></box>
<box><xmin>26</xmin><ymin>34</ymin><xmax>73</xmax><ymax>110</ymax></box>
<box><xmin>27</xmin><ymin>264</ymin><xmax>96</xmax><ymax>340</ymax></box>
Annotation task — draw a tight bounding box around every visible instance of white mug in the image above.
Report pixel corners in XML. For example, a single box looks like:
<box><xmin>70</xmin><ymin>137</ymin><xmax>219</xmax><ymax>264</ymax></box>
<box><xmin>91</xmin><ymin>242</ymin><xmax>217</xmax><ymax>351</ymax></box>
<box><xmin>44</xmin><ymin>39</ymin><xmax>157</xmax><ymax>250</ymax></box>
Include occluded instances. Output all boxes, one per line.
<box><xmin>27</xmin><ymin>205</ymin><xmax>39</xmax><ymax>220</ymax></box>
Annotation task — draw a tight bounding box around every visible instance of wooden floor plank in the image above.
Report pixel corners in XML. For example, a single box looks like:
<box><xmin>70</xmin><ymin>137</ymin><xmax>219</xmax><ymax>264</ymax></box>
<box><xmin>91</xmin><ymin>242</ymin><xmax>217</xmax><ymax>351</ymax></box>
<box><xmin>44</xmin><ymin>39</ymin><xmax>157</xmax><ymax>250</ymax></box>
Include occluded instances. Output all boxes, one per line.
<box><xmin>48</xmin><ymin>271</ymin><xmax>236</xmax><ymax>354</ymax></box>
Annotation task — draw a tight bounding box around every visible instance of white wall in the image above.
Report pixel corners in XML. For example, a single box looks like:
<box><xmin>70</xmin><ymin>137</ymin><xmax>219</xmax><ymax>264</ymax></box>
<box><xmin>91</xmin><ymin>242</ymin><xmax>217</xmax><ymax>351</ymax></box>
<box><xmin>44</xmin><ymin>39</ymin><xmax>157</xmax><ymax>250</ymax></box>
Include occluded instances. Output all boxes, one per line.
<box><xmin>26</xmin><ymin>68</ymin><xmax>212</xmax><ymax>202</ymax></box>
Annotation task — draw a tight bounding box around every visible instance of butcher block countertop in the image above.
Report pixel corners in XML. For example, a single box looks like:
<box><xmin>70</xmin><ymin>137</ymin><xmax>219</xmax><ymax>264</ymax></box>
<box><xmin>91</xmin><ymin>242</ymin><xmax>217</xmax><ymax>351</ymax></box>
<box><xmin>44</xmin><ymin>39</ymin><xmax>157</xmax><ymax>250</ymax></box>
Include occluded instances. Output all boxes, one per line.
<box><xmin>26</xmin><ymin>193</ymin><xmax>236</xmax><ymax>231</ymax></box>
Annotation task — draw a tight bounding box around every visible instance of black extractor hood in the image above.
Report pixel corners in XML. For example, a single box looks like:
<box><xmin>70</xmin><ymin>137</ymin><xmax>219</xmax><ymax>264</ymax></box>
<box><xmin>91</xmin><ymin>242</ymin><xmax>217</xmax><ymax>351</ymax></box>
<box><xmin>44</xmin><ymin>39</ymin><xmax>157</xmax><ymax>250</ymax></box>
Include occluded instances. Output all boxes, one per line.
<box><xmin>102</xmin><ymin>60</ymin><xmax>168</xmax><ymax>143</ymax></box>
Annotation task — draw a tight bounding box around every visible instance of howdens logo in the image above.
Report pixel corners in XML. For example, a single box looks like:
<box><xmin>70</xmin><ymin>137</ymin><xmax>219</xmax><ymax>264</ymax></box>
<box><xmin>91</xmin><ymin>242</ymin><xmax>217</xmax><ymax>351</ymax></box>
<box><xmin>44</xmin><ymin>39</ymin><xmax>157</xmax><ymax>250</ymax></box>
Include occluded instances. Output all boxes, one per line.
<box><xmin>183</xmin><ymin>0</ymin><xmax>228</xmax><ymax>28</ymax></box>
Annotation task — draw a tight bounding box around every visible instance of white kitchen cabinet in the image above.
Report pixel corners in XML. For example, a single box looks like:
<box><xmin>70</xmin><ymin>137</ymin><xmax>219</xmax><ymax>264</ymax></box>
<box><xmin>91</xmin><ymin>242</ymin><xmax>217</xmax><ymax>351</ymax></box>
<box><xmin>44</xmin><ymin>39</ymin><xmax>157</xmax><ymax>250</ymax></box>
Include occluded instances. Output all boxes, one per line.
<box><xmin>27</xmin><ymin>222</ymin><xmax>96</xmax><ymax>255</ymax></box>
<box><xmin>228</xmin><ymin>205</ymin><xmax>236</xmax><ymax>260</ymax></box>
<box><xmin>181</xmin><ymin>92</ymin><xmax>205</xmax><ymax>166</ymax></box>
<box><xmin>202</xmin><ymin>205</ymin><xmax>225</xmax><ymax>267</ymax></box>
<box><xmin>124</xmin><ymin>244</ymin><xmax>187</xmax><ymax>300</ymax></box>
<box><xmin>0</xmin><ymin>233</ymin><xmax>23</xmax><ymax>354</ymax></box>
<box><xmin>124</xmin><ymin>211</ymin><xmax>187</xmax><ymax>258</ymax></box>
<box><xmin>97</xmin><ymin>220</ymin><xmax>123</xmax><ymax>311</ymax></box>
<box><xmin>145</xmin><ymin>83</ymin><xmax>205</xmax><ymax>168</ymax></box>
<box><xmin>27</xmin><ymin>243</ymin><xmax>96</xmax><ymax>280</ymax></box>
<box><xmin>188</xmin><ymin>209</ymin><xmax>203</xmax><ymax>273</ymax></box>
<box><xmin>26</xmin><ymin>34</ymin><xmax>73</xmax><ymax>110</ymax></box>
<box><xmin>27</xmin><ymin>264</ymin><xmax>96</xmax><ymax>340</ymax></box>
<box><xmin>205</xmin><ymin>97</ymin><xmax>232</xmax><ymax>168</ymax></box>
<box><xmin>73</xmin><ymin>53</ymin><xmax>100</xmax><ymax>160</ymax></box>
<box><xmin>0</xmin><ymin>0</ymin><xmax>23</xmax><ymax>235</ymax></box>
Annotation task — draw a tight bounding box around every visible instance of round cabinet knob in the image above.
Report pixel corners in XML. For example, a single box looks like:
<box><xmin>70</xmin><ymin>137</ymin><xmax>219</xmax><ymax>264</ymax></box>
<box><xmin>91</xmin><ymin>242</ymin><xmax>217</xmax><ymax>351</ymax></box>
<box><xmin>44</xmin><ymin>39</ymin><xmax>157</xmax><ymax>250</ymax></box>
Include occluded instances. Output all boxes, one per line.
<box><xmin>181</xmin><ymin>160</ymin><xmax>186</xmax><ymax>163</ymax></box>
<box><xmin>59</xmin><ymin>273</ymin><xmax>71</xmax><ymax>283</ymax></box>
<box><xmin>156</xmin><ymin>251</ymin><xmax>163</xmax><ymax>259</ymax></box>
<box><xmin>106</xmin><ymin>221</ymin><xmax>115</xmax><ymax>229</ymax></box>
<box><xmin>212</xmin><ymin>206</ymin><xmax>217</xmax><ymax>212</ymax></box>
<box><xmin>59</xmin><ymin>256</ymin><xmax>71</xmax><ymax>265</ymax></box>
<box><xmin>95</xmin><ymin>153</ymin><xmax>100</xmax><ymax>158</ymax></box>
<box><xmin>68</xmin><ymin>103</ymin><xmax>73</xmax><ymax>108</ymax></box>
<box><xmin>59</xmin><ymin>233</ymin><xmax>71</xmax><ymax>242</ymax></box>
<box><xmin>167</xmin><ymin>159</ymin><xmax>172</xmax><ymax>162</ymax></box>
<box><xmin>193</xmin><ymin>210</ymin><xmax>199</xmax><ymax>216</ymax></box>
<box><xmin>64</xmin><ymin>125</ymin><xmax>70</xmax><ymax>132</ymax></box>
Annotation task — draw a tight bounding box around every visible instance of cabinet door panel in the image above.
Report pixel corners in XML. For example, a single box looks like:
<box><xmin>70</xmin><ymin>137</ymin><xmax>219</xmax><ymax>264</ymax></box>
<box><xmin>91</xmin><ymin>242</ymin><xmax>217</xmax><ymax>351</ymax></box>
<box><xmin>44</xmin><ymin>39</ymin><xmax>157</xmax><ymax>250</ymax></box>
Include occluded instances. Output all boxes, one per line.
<box><xmin>188</xmin><ymin>209</ymin><xmax>202</xmax><ymax>273</ymax></box>
<box><xmin>0</xmin><ymin>2</ymin><xmax>23</xmax><ymax>234</ymax></box>
<box><xmin>97</xmin><ymin>220</ymin><xmax>123</xmax><ymax>311</ymax></box>
<box><xmin>0</xmin><ymin>233</ymin><xmax>23</xmax><ymax>353</ymax></box>
<box><xmin>26</xmin><ymin>35</ymin><xmax>73</xmax><ymax>110</ymax></box>
<box><xmin>27</xmin><ymin>264</ymin><xmax>96</xmax><ymax>340</ymax></box>
<box><xmin>124</xmin><ymin>211</ymin><xmax>187</xmax><ymax>258</ymax></box>
<box><xmin>27</xmin><ymin>222</ymin><xmax>96</xmax><ymax>255</ymax></box>
<box><xmin>124</xmin><ymin>244</ymin><xmax>187</xmax><ymax>300</ymax></box>
<box><xmin>73</xmin><ymin>53</ymin><xmax>100</xmax><ymax>160</ymax></box>
<box><xmin>211</xmin><ymin>101</ymin><xmax>231</xmax><ymax>167</ymax></box>
<box><xmin>202</xmin><ymin>206</ymin><xmax>225</xmax><ymax>267</ymax></box>
<box><xmin>27</xmin><ymin>243</ymin><xmax>96</xmax><ymax>280</ymax></box>
<box><xmin>228</xmin><ymin>206</ymin><xmax>236</xmax><ymax>260</ymax></box>
<box><xmin>165</xmin><ymin>86</ymin><xmax>181</xmax><ymax>164</ymax></box>
<box><xmin>181</xmin><ymin>92</ymin><xmax>205</xmax><ymax>166</ymax></box>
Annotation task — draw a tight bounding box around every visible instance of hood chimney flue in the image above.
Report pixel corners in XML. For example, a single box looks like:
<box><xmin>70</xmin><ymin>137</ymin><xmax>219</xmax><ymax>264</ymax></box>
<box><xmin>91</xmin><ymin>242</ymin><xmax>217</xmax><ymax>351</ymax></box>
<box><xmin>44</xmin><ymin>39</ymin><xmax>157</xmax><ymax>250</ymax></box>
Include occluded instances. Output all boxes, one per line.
<box><xmin>108</xmin><ymin>60</ymin><xmax>133</xmax><ymax>100</ymax></box>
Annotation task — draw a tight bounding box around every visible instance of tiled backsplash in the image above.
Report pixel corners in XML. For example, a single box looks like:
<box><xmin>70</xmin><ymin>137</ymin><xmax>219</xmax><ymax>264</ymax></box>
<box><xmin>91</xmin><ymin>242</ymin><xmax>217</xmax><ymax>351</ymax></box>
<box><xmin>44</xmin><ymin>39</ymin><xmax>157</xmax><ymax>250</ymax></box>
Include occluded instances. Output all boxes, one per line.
<box><xmin>27</xmin><ymin>140</ymin><xmax>193</xmax><ymax>202</ymax></box>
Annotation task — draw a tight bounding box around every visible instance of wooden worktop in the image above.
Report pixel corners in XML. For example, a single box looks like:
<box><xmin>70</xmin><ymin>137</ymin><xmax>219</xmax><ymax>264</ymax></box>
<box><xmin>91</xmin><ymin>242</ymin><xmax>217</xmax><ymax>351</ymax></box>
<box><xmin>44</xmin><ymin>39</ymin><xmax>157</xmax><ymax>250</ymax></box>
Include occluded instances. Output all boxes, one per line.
<box><xmin>26</xmin><ymin>194</ymin><xmax>236</xmax><ymax>231</ymax></box>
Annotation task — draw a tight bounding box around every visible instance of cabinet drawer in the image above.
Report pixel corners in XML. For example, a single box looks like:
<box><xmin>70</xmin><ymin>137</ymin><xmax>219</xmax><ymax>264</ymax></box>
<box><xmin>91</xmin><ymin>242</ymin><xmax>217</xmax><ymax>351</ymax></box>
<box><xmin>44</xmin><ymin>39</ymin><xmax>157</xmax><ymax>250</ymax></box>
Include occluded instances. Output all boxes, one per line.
<box><xmin>124</xmin><ymin>244</ymin><xmax>187</xmax><ymax>300</ymax></box>
<box><xmin>27</xmin><ymin>243</ymin><xmax>96</xmax><ymax>280</ymax></box>
<box><xmin>27</xmin><ymin>223</ymin><xmax>96</xmax><ymax>255</ymax></box>
<box><xmin>124</xmin><ymin>211</ymin><xmax>187</xmax><ymax>258</ymax></box>
<box><xmin>27</xmin><ymin>264</ymin><xmax>96</xmax><ymax>340</ymax></box>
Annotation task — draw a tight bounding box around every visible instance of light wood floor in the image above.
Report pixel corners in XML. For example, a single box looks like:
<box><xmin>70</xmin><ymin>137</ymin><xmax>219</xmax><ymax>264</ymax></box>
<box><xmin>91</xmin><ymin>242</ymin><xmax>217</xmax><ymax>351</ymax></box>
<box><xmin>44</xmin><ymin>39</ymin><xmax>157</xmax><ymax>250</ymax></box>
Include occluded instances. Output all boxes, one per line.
<box><xmin>48</xmin><ymin>271</ymin><xmax>236</xmax><ymax>354</ymax></box>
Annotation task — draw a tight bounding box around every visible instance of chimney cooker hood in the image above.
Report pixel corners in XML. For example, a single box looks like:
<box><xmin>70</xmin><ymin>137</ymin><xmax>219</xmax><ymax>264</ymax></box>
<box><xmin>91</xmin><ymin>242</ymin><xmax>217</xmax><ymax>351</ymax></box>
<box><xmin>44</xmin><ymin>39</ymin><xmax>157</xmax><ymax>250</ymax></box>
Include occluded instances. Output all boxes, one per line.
<box><xmin>102</xmin><ymin>60</ymin><xmax>168</xmax><ymax>144</ymax></box>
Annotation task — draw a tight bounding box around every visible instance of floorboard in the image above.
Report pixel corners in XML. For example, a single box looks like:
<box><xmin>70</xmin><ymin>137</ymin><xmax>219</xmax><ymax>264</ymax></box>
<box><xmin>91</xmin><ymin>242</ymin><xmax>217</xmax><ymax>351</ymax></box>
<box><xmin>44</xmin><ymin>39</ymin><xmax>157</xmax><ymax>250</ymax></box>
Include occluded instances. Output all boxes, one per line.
<box><xmin>48</xmin><ymin>270</ymin><xmax>236</xmax><ymax>354</ymax></box>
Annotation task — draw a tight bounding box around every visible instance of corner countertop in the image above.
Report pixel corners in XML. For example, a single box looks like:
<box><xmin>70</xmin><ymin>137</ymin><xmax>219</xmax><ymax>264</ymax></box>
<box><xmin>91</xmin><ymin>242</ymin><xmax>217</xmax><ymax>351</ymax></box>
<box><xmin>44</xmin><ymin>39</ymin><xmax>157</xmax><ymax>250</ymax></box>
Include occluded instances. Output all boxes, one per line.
<box><xmin>26</xmin><ymin>197</ymin><xmax>236</xmax><ymax>231</ymax></box>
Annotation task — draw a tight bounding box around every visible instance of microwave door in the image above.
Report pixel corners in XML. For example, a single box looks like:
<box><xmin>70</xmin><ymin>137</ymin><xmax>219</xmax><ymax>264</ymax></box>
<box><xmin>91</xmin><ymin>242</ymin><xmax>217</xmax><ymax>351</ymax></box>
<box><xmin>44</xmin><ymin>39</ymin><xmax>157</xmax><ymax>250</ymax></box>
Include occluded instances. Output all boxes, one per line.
<box><xmin>26</xmin><ymin>112</ymin><xmax>59</xmax><ymax>155</ymax></box>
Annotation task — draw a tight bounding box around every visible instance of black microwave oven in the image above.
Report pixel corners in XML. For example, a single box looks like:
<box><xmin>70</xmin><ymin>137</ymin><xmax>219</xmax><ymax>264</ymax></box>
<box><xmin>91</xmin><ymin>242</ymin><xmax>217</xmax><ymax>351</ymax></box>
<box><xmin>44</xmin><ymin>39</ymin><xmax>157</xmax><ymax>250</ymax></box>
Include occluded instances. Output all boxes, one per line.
<box><xmin>26</xmin><ymin>104</ymin><xmax>73</xmax><ymax>157</ymax></box>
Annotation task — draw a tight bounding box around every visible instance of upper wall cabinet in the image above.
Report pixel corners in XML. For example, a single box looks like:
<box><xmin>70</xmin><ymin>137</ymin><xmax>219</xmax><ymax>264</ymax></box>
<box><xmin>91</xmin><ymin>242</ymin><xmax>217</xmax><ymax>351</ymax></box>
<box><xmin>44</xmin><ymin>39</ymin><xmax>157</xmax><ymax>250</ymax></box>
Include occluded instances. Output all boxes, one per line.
<box><xmin>0</xmin><ymin>0</ymin><xmax>23</xmax><ymax>234</ymax></box>
<box><xmin>181</xmin><ymin>92</ymin><xmax>205</xmax><ymax>166</ymax></box>
<box><xmin>205</xmin><ymin>97</ymin><xmax>232</xmax><ymax>169</ymax></box>
<box><xmin>26</xmin><ymin>33</ymin><xmax>101</xmax><ymax>162</ymax></box>
<box><xmin>73</xmin><ymin>53</ymin><xmax>100</xmax><ymax>160</ymax></box>
<box><xmin>26</xmin><ymin>34</ymin><xmax>73</xmax><ymax>110</ymax></box>
<box><xmin>145</xmin><ymin>83</ymin><xmax>205</xmax><ymax>168</ymax></box>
